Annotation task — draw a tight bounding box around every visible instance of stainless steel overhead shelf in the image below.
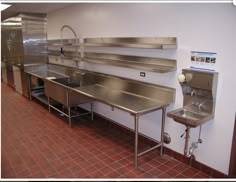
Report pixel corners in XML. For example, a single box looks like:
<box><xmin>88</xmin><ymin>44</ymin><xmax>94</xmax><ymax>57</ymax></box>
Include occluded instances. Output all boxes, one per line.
<box><xmin>82</xmin><ymin>53</ymin><xmax>176</xmax><ymax>73</ymax></box>
<box><xmin>47</xmin><ymin>37</ymin><xmax>177</xmax><ymax>72</ymax></box>
<box><xmin>84</xmin><ymin>37</ymin><xmax>177</xmax><ymax>49</ymax></box>
<box><xmin>47</xmin><ymin>39</ymin><xmax>81</xmax><ymax>47</ymax></box>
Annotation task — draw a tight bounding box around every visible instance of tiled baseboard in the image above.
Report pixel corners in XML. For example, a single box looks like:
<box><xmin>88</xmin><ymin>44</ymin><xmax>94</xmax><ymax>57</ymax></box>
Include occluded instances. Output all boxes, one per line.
<box><xmin>93</xmin><ymin>113</ymin><xmax>229</xmax><ymax>178</ymax></box>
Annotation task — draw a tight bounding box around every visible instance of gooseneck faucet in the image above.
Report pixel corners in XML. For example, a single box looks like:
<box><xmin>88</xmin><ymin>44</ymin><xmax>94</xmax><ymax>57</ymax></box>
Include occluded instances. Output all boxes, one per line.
<box><xmin>60</xmin><ymin>25</ymin><xmax>79</xmax><ymax>65</ymax></box>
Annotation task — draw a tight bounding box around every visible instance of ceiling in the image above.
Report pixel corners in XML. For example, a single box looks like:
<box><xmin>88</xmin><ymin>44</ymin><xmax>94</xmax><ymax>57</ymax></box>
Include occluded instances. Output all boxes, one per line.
<box><xmin>1</xmin><ymin>3</ymin><xmax>72</xmax><ymax>21</ymax></box>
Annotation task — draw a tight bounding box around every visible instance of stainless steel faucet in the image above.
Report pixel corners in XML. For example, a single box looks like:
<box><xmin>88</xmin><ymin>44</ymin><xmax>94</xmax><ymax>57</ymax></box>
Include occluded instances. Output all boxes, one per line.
<box><xmin>60</xmin><ymin>25</ymin><xmax>79</xmax><ymax>66</ymax></box>
<box><xmin>191</xmin><ymin>89</ymin><xmax>199</xmax><ymax>106</ymax></box>
<box><xmin>198</xmin><ymin>100</ymin><xmax>207</xmax><ymax>111</ymax></box>
<box><xmin>190</xmin><ymin>89</ymin><xmax>208</xmax><ymax>111</ymax></box>
<box><xmin>191</xmin><ymin>89</ymin><xmax>197</xmax><ymax>97</ymax></box>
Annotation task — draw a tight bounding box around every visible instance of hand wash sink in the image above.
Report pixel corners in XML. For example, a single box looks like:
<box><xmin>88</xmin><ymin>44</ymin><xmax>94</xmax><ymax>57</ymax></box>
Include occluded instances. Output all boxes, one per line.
<box><xmin>167</xmin><ymin>68</ymin><xmax>218</xmax><ymax>128</ymax></box>
<box><xmin>167</xmin><ymin>108</ymin><xmax>212</xmax><ymax>128</ymax></box>
<box><xmin>167</xmin><ymin>69</ymin><xmax>218</xmax><ymax>158</ymax></box>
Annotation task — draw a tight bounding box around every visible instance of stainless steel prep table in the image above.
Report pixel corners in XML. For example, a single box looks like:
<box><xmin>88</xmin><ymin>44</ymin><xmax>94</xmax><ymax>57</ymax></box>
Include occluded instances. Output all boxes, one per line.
<box><xmin>70</xmin><ymin>84</ymin><xmax>171</xmax><ymax>169</ymax></box>
<box><xmin>25</xmin><ymin>68</ymin><xmax>175</xmax><ymax>169</ymax></box>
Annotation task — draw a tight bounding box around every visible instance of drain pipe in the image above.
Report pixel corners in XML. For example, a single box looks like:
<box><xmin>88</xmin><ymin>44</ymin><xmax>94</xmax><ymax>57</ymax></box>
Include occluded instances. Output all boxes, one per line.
<box><xmin>182</xmin><ymin>125</ymin><xmax>203</xmax><ymax>160</ymax></box>
<box><xmin>183</xmin><ymin>126</ymin><xmax>191</xmax><ymax>156</ymax></box>
<box><xmin>187</xmin><ymin>125</ymin><xmax>203</xmax><ymax>163</ymax></box>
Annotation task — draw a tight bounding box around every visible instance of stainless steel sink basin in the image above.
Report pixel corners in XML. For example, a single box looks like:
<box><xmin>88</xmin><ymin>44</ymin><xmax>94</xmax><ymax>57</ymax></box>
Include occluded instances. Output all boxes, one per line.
<box><xmin>167</xmin><ymin>108</ymin><xmax>213</xmax><ymax>127</ymax></box>
<box><xmin>174</xmin><ymin>109</ymin><xmax>206</xmax><ymax>120</ymax></box>
<box><xmin>53</xmin><ymin>77</ymin><xmax>81</xmax><ymax>88</ymax></box>
<box><xmin>44</xmin><ymin>76</ymin><xmax>92</xmax><ymax>107</ymax></box>
<box><xmin>43</xmin><ymin>73</ymin><xmax>94</xmax><ymax>127</ymax></box>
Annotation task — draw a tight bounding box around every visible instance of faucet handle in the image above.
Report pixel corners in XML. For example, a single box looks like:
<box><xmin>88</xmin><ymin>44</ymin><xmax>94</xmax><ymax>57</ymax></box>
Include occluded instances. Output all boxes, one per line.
<box><xmin>191</xmin><ymin>89</ymin><xmax>197</xmax><ymax>96</ymax></box>
<box><xmin>198</xmin><ymin>100</ymin><xmax>207</xmax><ymax>111</ymax></box>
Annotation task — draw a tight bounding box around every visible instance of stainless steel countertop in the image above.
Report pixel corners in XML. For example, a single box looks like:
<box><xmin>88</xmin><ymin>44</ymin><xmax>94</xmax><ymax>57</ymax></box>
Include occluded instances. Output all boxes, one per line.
<box><xmin>72</xmin><ymin>84</ymin><xmax>168</xmax><ymax>115</ymax></box>
<box><xmin>26</xmin><ymin>69</ymin><xmax>173</xmax><ymax>116</ymax></box>
<box><xmin>25</xmin><ymin>70</ymin><xmax>68</xmax><ymax>79</ymax></box>
<box><xmin>25</xmin><ymin>66</ymin><xmax>173</xmax><ymax>170</ymax></box>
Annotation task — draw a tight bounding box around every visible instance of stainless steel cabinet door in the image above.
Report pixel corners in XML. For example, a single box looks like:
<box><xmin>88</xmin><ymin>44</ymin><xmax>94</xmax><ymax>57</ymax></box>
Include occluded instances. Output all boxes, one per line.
<box><xmin>13</xmin><ymin>65</ymin><xmax>23</xmax><ymax>94</ymax></box>
<box><xmin>1</xmin><ymin>62</ymin><xmax>8</xmax><ymax>84</ymax></box>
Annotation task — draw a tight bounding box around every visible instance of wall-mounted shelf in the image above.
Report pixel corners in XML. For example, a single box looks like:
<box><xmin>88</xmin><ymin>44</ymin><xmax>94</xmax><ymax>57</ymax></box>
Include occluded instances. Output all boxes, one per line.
<box><xmin>82</xmin><ymin>53</ymin><xmax>176</xmax><ymax>73</ymax></box>
<box><xmin>84</xmin><ymin>37</ymin><xmax>177</xmax><ymax>49</ymax></box>
<box><xmin>47</xmin><ymin>37</ymin><xmax>177</xmax><ymax>73</ymax></box>
<box><xmin>47</xmin><ymin>39</ymin><xmax>79</xmax><ymax>47</ymax></box>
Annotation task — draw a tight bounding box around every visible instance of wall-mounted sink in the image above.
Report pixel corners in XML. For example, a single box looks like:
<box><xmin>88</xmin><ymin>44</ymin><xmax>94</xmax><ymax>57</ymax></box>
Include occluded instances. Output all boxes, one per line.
<box><xmin>167</xmin><ymin>68</ymin><xmax>218</xmax><ymax>128</ymax></box>
<box><xmin>167</xmin><ymin>68</ymin><xmax>218</xmax><ymax>158</ymax></box>
<box><xmin>167</xmin><ymin>108</ymin><xmax>212</xmax><ymax>128</ymax></box>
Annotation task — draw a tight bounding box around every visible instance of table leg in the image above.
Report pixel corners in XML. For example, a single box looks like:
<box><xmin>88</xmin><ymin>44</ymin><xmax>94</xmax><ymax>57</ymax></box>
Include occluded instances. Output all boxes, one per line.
<box><xmin>90</xmin><ymin>102</ymin><xmax>94</xmax><ymax>120</ymax></box>
<box><xmin>28</xmin><ymin>74</ymin><xmax>32</xmax><ymax>100</ymax></box>
<box><xmin>134</xmin><ymin>115</ymin><xmax>139</xmax><ymax>169</ymax></box>
<box><xmin>66</xmin><ymin>90</ymin><xmax>72</xmax><ymax>127</ymax></box>
<box><xmin>48</xmin><ymin>97</ymin><xmax>51</xmax><ymax>112</ymax></box>
<box><xmin>160</xmin><ymin>107</ymin><xmax>166</xmax><ymax>156</ymax></box>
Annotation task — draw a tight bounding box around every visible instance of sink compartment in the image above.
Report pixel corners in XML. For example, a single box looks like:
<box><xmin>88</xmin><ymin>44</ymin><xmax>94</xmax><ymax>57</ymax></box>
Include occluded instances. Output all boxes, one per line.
<box><xmin>44</xmin><ymin>76</ymin><xmax>94</xmax><ymax>127</ymax></box>
<box><xmin>174</xmin><ymin>109</ymin><xmax>206</xmax><ymax>120</ymax></box>
<box><xmin>167</xmin><ymin>108</ymin><xmax>211</xmax><ymax>128</ymax></box>
<box><xmin>53</xmin><ymin>77</ymin><xmax>81</xmax><ymax>88</ymax></box>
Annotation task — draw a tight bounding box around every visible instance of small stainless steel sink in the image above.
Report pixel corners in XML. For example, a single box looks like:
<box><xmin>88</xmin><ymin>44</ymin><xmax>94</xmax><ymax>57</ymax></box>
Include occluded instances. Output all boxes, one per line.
<box><xmin>174</xmin><ymin>109</ymin><xmax>206</xmax><ymax>120</ymax></box>
<box><xmin>167</xmin><ymin>108</ymin><xmax>212</xmax><ymax>128</ymax></box>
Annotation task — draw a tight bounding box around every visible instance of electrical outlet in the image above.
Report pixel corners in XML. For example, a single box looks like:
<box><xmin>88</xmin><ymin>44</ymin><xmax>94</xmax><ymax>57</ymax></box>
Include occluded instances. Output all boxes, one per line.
<box><xmin>140</xmin><ymin>72</ymin><xmax>146</xmax><ymax>77</ymax></box>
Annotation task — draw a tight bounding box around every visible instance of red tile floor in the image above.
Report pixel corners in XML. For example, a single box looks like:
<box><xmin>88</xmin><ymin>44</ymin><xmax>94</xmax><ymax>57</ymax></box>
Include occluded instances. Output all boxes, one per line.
<box><xmin>1</xmin><ymin>82</ymin><xmax>210</xmax><ymax>179</ymax></box>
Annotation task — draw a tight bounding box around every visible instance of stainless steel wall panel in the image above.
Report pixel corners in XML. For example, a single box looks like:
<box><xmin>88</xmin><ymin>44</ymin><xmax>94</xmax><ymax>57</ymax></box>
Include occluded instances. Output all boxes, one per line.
<box><xmin>21</xmin><ymin>14</ymin><xmax>47</xmax><ymax>65</ymax></box>
<box><xmin>1</xmin><ymin>13</ymin><xmax>47</xmax><ymax>95</ymax></box>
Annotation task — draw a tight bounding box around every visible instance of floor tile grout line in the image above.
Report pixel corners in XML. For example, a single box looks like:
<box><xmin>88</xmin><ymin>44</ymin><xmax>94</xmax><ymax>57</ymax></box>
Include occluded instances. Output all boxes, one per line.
<box><xmin>1</xmin><ymin>83</ymin><xmax>211</xmax><ymax>179</ymax></box>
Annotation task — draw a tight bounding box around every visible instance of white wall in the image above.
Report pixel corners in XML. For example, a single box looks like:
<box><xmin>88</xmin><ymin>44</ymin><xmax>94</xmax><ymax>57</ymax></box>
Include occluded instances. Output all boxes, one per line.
<box><xmin>47</xmin><ymin>3</ymin><xmax>236</xmax><ymax>174</ymax></box>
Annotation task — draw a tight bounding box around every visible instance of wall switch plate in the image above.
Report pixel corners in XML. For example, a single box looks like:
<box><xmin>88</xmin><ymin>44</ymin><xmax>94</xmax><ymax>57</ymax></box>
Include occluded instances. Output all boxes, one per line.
<box><xmin>140</xmin><ymin>72</ymin><xmax>146</xmax><ymax>77</ymax></box>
